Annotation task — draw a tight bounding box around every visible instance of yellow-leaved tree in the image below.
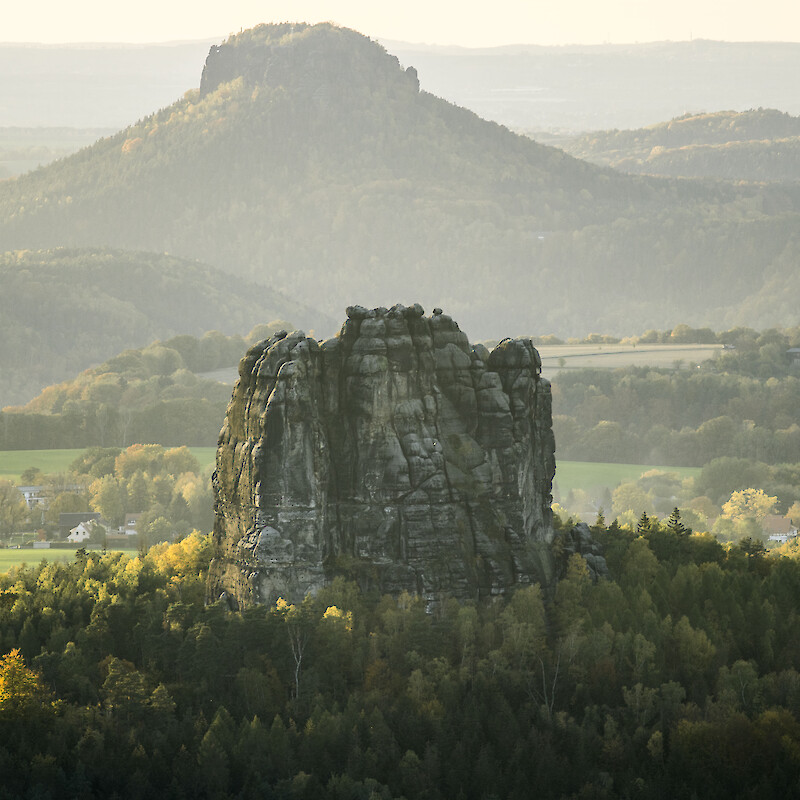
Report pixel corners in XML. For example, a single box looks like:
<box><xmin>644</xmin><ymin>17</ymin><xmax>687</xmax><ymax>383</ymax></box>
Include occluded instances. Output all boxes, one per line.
<box><xmin>721</xmin><ymin>489</ymin><xmax>777</xmax><ymax>523</ymax></box>
<box><xmin>0</xmin><ymin>648</ymin><xmax>51</xmax><ymax>718</ymax></box>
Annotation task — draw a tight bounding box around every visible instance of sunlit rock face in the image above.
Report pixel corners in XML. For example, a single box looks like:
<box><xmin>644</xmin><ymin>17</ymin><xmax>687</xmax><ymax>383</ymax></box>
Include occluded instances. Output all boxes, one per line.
<box><xmin>208</xmin><ymin>304</ymin><xmax>556</xmax><ymax>608</ymax></box>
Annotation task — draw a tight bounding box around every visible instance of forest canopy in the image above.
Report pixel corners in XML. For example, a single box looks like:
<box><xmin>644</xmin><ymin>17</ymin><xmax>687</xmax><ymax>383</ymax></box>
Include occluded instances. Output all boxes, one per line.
<box><xmin>1</xmin><ymin>520</ymin><xmax>799</xmax><ymax>798</ymax></box>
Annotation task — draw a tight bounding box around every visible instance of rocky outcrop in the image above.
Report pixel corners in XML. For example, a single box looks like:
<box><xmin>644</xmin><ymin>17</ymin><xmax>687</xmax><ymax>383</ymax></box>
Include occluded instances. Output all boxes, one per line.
<box><xmin>208</xmin><ymin>305</ymin><xmax>556</xmax><ymax>608</ymax></box>
<box><xmin>200</xmin><ymin>23</ymin><xmax>419</xmax><ymax>99</ymax></box>
<box><xmin>560</xmin><ymin>522</ymin><xmax>610</xmax><ymax>583</ymax></box>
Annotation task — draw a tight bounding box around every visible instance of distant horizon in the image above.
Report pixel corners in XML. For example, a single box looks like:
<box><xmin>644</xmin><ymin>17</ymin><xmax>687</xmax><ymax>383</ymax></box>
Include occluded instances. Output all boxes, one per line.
<box><xmin>3</xmin><ymin>36</ymin><xmax>800</xmax><ymax>49</ymax></box>
<box><xmin>4</xmin><ymin>2</ymin><xmax>800</xmax><ymax>48</ymax></box>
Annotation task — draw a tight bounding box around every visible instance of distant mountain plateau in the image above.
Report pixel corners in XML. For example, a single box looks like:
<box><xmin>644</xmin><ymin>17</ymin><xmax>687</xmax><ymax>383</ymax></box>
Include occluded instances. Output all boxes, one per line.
<box><xmin>3</xmin><ymin>24</ymin><xmax>800</xmax><ymax>408</ymax></box>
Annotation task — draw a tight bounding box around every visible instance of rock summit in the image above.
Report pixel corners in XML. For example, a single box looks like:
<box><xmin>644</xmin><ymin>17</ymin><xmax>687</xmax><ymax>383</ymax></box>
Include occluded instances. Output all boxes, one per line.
<box><xmin>209</xmin><ymin>305</ymin><xmax>556</xmax><ymax>607</ymax></box>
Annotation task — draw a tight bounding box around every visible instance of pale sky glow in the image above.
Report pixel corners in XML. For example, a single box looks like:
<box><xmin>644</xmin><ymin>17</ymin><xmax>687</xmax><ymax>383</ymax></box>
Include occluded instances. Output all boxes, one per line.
<box><xmin>5</xmin><ymin>0</ymin><xmax>800</xmax><ymax>46</ymax></box>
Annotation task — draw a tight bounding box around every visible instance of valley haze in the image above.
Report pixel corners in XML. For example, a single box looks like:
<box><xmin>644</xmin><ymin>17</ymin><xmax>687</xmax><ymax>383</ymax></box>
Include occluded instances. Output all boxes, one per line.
<box><xmin>2</xmin><ymin>24</ymin><xmax>799</xmax><ymax>366</ymax></box>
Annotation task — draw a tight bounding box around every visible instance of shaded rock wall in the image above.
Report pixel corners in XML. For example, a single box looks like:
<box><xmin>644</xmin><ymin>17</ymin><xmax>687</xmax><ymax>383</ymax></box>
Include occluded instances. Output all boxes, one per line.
<box><xmin>208</xmin><ymin>305</ymin><xmax>556</xmax><ymax>608</ymax></box>
<box><xmin>561</xmin><ymin>522</ymin><xmax>610</xmax><ymax>583</ymax></box>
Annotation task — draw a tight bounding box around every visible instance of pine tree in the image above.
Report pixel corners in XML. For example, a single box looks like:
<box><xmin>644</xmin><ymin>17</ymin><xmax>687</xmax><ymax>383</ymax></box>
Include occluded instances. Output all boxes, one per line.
<box><xmin>666</xmin><ymin>507</ymin><xmax>689</xmax><ymax>537</ymax></box>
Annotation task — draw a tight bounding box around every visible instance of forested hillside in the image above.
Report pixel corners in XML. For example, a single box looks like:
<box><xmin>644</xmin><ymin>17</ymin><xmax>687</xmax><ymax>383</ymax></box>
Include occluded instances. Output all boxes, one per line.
<box><xmin>2</xmin><ymin>24</ymin><xmax>800</xmax><ymax>337</ymax></box>
<box><xmin>556</xmin><ymin>109</ymin><xmax>800</xmax><ymax>181</ymax></box>
<box><xmin>0</xmin><ymin>249</ymin><xmax>324</xmax><ymax>407</ymax></box>
<box><xmin>0</xmin><ymin>325</ymin><xmax>291</xmax><ymax>449</ymax></box>
<box><xmin>2</xmin><ymin>525</ymin><xmax>800</xmax><ymax>798</ymax></box>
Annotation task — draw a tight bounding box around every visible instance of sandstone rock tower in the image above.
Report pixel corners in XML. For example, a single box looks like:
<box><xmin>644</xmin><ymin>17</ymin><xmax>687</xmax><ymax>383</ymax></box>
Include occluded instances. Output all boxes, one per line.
<box><xmin>208</xmin><ymin>305</ymin><xmax>556</xmax><ymax>608</ymax></box>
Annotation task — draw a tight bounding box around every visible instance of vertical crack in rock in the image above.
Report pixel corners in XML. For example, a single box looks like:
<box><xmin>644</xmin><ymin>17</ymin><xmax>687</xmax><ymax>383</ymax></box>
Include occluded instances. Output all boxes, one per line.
<box><xmin>208</xmin><ymin>306</ymin><xmax>556</xmax><ymax>608</ymax></box>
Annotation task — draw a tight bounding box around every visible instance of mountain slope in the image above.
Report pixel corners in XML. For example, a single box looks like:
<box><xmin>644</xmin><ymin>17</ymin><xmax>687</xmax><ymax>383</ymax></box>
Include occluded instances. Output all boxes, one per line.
<box><xmin>556</xmin><ymin>109</ymin><xmax>800</xmax><ymax>181</ymax></box>
<box><xmin>0</xmin><ymin>248</ymin><xmax>329</xmax><ymax>407</ymax></box>
<box><xmin>0</xmin><ymin>326</ymin><xmax>292</xmax><ymax>449</ymax></box>
<box><xmin>1</xmin><ymin>23</ymin><xmax>800</xmax><ymax>338</ymax></box>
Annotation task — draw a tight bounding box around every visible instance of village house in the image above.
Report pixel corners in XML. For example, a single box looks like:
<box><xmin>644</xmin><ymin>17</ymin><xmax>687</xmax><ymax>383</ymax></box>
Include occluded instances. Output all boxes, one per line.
<box><xmin>763</xmin><ymin>515</ymin><xmax>799</xmax><ymax>545</ymax></box>
<box><xmin>67</xmin><ymin>521</ymin><xmax>101</xmax><ymax>543</ymax></box>
<box><xmin>120</xmin><ymin>513</ymin><xmax>141</xmax><ymax>536</ymax></box>
<box><xmin>16</xmin><ymin>485</ymin><xmax>47</xmax><ymax>510</ymax></box>
<box><xmin>58</xmin><ymin>512</ymin><xmax>102</xmax><ymax>539</ymax></box>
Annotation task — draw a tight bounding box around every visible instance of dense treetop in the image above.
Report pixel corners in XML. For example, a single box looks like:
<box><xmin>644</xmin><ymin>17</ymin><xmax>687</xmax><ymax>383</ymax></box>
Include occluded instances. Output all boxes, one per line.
<box><xmin>0</xmin><ymin>325</ymin><xmax>290</xmax><ymax>450</ymax></box>
<box><xmin>1</xmin><ymin>520</ymin><xmax>799</xmax><ymax>798</ymax></box>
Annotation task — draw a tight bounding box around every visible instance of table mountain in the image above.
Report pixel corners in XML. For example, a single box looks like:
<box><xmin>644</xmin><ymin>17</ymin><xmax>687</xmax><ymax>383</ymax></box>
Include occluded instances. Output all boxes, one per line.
<box><xmin>4</xmin><ymin>23</ymin><xmax>800</xmax><ymax>336</ymax></box>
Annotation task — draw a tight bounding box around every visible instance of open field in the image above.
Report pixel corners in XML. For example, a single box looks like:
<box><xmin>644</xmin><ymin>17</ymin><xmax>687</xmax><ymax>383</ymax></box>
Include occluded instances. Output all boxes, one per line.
<box><xmin>0</xmin><ymin>547</ymin><xmax>139</xmax><ymax>573</ymax></box>
<box><xmin>190</xmin><ymin>447</ymin><xmax>216</xmax><ymax>471</ymax></box>
<box><xmin>0</xmin><ymin>447</ymin><xmax>217</xmax><ymax>482</ymax></box>
<box><xmin>554</xmin><ymin>460</ymin><xmax>701</xmax><ymax>499</ymax></box>
<box><xmin>0</xmin><ymin>449</ymin><xmax>85</xmax><ymax>482</ymax></box>
<box><xmin>537</xmin><ymin>343</ymin><xmax>722</xmax><ymax>379</ymax></box>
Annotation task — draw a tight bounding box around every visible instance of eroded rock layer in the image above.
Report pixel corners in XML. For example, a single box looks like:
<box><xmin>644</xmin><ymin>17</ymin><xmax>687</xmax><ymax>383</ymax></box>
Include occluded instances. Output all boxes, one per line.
<box><xmin>208</xmin><ymin>305</ymin><xmax>556</xmax><ymax>607</ymax></box>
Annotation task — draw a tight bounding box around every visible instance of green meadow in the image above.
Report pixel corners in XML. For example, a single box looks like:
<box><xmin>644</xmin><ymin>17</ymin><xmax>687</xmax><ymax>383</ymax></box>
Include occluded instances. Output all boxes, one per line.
<box><xmin>0</xmin><ymin>447</ymin><xmax>217</xmax><ymax>482</ymax></box>
<box><xmin>553</xmin><ymin>460</ymin><xmax>700</xmax><ymax>499</ymax></box>
<box><xmin>0</xmin><ymin>548</ymin><xmax>75</xmax><ymax>571</ymax></box>
<box><xmin>0</xmin><ymin>547</ymin><xmax>140</xmax><ymax>572</ymax></box>
<box><xmin>0</xmin><ymin>449</ymin><xmax>85</xmax><ymax>482</ymax></box>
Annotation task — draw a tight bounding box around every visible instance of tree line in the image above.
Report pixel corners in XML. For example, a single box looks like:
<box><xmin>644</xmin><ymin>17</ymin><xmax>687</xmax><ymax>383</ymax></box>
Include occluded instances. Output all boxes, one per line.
<box><xmin>0</xmin><ymin>519</ymin><xmax>799</xmax><ymax>797</ymax></box>
<box><xmin>0</xmin><ymin>325</ymin><xmax>288</xmax><ymax>450</ymax></box>
<box><xmin>553</xmin><ymin>325</ymin><xmax>800</xmax><ymax>467</ymax></box>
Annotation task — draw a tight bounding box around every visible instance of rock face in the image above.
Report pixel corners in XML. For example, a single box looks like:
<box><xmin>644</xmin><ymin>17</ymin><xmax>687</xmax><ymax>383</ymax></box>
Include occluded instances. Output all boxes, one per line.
<box><xmin>208</xmin><ymin>305</ymin><xmax>556</xmax><ymax>608</ymax></box>
<box><xmin>561</xmin><ymin>523</ymin><xmax>611</xmax><ymax>583</ymax></box>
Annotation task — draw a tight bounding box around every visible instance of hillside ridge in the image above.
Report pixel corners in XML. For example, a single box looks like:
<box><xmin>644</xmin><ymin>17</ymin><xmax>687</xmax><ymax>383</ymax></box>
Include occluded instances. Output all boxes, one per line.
<box><xmin>2</xmin><ymin>23</ymin><xmax>800</xmax><ymax>339</ymax></box>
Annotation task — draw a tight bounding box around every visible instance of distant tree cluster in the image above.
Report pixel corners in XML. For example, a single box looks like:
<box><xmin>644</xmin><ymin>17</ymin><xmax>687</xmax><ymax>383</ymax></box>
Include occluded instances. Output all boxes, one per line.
<box><xmin>0</xmin><ymin>324</ymin><xmax>288</xmax><ymax>450</ymax></box>
<box><xmin>553</xmin><ymin>326</ymin><xmax>800</xmax><ymax>467</ymax></box>
<box><xmin>0</xmin><ymin>444</ymin><xmax>213</xmax><ymax>545</ymax></box>
<box><xmin>558</xmin><ymin>459</ymin><xmax>800</xmax><ymax>549</ymax></box>
<box><xmin>0</xmin><ymin>248</ymin><xmax>308</xmax><ymax>408</ymax></box>
<box><xmin>73</xmin><ymin>444</ymin><xmax>214</xmax><ymax>545</ymax></box>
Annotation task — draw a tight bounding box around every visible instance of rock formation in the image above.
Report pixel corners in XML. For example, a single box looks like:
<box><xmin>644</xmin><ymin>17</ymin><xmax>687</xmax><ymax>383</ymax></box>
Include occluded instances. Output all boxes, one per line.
<box><xmin>560</xmin><ymin>522</ymin><xmax>610</xmax><ymax>583</ymax></box>
<box><xmin>208</xmin><ymin>304</ymin><xmax>556</xmax><ymax>608</ymax></box>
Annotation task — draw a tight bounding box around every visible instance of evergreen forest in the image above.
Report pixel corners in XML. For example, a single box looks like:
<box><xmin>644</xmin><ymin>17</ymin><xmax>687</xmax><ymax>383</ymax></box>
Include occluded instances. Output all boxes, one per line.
<box><xmin>1</xmin><ymin>521</ymin><xmax>799</xmax><ymax>798</ymax></box>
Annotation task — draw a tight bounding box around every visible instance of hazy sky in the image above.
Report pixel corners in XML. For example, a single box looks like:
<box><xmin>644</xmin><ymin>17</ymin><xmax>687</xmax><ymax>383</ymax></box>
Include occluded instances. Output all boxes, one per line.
<box><xmin>7</xmin><ymin>1</ymin><xmax>800</xmax><ymax>46</ymax></box>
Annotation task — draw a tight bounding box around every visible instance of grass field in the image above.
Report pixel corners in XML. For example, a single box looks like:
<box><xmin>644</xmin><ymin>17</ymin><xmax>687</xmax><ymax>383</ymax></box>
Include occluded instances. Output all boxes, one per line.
<box><xmin>0</xmin><ymin>449</ymin><xmax>85</xmax><ymax>482</ymax></box>
<box><xmin>554</xmin><ymin>460</ymin><xmax>701</xmax><ymax>499</ymax></box>
<box><xmin>0</xmin><ymin>549</ymin><xmax>75</xmax><ymax>571</ymax></box>
<box><xmin>0</xmin><ymin>447</ymin><xmax>217</xmax><ymax>482</ymax></box>
<box><xmin>0</xmin><ymin>547</ymin><xmax>139</xmax><ymax>572</ymax></box>
<box><xmin>537</xmin><ymin>343</ymin><xmax>721</xmax><ymax>379</ymax></box>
